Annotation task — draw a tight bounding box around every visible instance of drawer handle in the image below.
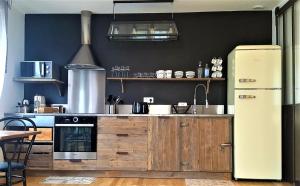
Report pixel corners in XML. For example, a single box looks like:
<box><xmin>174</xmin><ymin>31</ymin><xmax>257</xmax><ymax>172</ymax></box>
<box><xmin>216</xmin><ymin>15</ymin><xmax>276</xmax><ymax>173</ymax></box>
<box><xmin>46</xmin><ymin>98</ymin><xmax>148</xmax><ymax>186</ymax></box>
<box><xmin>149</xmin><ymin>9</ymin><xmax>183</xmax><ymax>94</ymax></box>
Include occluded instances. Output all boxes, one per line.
<box><xmin>158</xmin><ymin>116</ymin><xmax>170</xmax><ymax>119</ymax></box>
<box><xmin>239</xmin><ymin>78</ymin><xmax>256</xmax><ymax>83</ymax></box>
<box><xmin>116</xmin><ymin>134</ymin><xmax>129</xmax><ymax>137</ymax></box>
<box><xmin>31</xmin><ymin>152</ymin><xmax>50</xmax><ymax>155</ymax></box>
<box><xmin>239</xmin><ymin>95</ymin><xmax>256</xmax><ymax>99</ymax></box>
<box><xmin>116</xmin><ymin>116</ymin><xmax>129</xmax><ymax>119</ymax></box>
<box><xmin>69</xmin><ymin>159</ymin><xmax>82</xmax><ymax>163</ymax></box>
<box><xmin>220</xmin><ymin>143</ymin><xmax>232</xmax><ymax>151</ymax></box>
<box><xmin>116</xmin><ymin>151</ymin><xmax>129</xmax><ymax>155</ymax></box>
<box><xmin>180</xmin><ymin>161</ymin><xmax>189</xmax><ymax>166</ymax></box>
<box><xmin>180</xmin><ymin>123</ymin><xmax>189</xmax><ymax>127</ymax></box>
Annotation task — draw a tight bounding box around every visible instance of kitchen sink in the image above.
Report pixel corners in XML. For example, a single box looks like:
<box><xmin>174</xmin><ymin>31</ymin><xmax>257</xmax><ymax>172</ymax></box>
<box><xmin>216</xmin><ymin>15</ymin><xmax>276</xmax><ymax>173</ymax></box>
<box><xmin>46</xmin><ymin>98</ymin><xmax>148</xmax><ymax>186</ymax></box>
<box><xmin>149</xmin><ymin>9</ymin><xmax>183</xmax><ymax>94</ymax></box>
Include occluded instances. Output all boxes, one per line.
<box><xmin>186</xmin><ymin>105</ymin><xmax>225</xmax><ymax>115</ymax></box>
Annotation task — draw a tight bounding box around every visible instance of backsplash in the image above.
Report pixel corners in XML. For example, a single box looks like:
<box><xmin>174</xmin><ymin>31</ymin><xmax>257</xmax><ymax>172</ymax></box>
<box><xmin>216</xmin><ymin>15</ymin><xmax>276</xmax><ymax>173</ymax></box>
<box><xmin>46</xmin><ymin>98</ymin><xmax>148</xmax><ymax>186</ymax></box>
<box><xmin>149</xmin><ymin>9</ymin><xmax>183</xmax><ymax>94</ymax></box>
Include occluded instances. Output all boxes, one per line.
<box><xmin>24</xmin><ymin>11</ymin><xmax>272</xmax><ymax>105</ymax></box>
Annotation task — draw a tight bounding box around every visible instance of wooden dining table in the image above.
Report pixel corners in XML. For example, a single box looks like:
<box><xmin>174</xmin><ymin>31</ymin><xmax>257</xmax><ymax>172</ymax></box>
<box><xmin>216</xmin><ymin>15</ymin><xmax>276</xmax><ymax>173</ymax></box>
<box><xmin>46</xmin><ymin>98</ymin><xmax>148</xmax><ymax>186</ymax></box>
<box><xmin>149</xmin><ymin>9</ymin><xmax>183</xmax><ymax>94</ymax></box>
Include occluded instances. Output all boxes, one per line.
<box><xmin>0</xmin><ymin>130</ymin><xmax>41</xmax><ymax>186</ymax></box>
<box><xmin>0</xmin><ymin>130</ymin><xmax>41</xmax><ymax>141</ymax></box>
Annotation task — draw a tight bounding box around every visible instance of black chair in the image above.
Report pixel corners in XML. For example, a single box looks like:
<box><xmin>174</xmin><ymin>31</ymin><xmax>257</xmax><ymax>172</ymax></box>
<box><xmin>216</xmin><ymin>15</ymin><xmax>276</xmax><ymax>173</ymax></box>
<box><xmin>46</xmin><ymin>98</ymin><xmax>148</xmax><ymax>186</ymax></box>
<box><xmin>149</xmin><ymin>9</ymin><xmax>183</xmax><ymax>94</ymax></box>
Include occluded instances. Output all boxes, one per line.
<box><xmin>0</xmin><ymin>117</ymin><xmax>37</xmax><ymax>186</ymax></box>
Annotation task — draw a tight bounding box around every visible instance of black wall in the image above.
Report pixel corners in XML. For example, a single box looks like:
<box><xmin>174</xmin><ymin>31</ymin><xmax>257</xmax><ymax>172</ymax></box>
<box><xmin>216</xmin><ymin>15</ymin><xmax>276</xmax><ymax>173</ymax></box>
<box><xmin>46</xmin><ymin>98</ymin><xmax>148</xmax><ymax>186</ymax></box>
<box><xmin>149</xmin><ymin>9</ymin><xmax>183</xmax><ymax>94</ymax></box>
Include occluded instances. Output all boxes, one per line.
<box><xmin>24</xmin><ymin>12</ymin><xmax>272</xmax><ymax>105</ymax></box>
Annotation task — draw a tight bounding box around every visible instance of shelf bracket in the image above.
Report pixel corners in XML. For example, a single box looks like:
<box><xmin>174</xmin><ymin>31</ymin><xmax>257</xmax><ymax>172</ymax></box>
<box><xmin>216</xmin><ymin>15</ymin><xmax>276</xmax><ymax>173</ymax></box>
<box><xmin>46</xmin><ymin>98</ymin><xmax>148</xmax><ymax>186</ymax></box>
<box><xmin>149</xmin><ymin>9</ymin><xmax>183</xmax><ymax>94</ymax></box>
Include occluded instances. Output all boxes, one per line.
<box><xmin>121</xmin><ymin>79</ymin><xmax>125</xmax><ymax>93</ymax></box>
<box><xmin>54</xmin><ymin>83</ymin><xmax>64</xmax><ymax>97</ymax></box>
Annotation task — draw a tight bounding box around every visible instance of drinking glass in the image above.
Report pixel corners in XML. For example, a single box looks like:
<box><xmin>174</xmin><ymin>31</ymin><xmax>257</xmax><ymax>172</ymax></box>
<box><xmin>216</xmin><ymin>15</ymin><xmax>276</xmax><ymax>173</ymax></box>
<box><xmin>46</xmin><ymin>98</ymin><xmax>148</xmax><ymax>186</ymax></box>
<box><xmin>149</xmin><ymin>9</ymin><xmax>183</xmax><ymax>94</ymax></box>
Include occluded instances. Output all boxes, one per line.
<box><xmin>125</xmin><ymin>66</ymin><xmax>130</xmax><ymax>77</ymax></box>
<box><xmin>120</xmin><ymin>66</ymin><xmax>126</xmax><ymax>77</ymax></box>
<box><xmin>115</xmin><ymin>66</ymin><xmax>121</xmax><ymax>77</ymax></box>
<box><xmin>111</xmin><ymin>67</ymin><xmax>115</xmax><ymax>77</ymax></box>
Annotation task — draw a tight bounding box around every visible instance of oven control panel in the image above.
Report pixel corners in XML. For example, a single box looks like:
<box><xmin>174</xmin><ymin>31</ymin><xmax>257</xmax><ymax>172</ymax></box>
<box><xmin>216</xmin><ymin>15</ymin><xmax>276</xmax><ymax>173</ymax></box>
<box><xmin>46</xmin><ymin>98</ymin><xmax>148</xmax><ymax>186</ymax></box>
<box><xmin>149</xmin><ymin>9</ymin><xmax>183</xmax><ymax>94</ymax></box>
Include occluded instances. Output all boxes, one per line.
<box><xmin>55</xmin><ymin>116</ymin><xmax>97</xmax><ymax>124</ymax></box>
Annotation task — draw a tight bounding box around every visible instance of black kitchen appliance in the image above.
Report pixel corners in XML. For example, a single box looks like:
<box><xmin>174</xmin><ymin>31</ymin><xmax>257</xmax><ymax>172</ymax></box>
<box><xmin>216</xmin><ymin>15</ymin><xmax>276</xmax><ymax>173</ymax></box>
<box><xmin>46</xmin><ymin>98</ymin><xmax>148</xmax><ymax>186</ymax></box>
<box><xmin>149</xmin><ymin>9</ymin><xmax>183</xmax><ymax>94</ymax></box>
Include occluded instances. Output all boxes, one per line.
<box><xmin>132</xmin><ymin>102</ymin><xmax>149</xmax><ymax>114</ymax></box>
<box><xmin>54</xmin><ymin>116</ymin><xmax>97</xmax><ymax>160</ymax></box>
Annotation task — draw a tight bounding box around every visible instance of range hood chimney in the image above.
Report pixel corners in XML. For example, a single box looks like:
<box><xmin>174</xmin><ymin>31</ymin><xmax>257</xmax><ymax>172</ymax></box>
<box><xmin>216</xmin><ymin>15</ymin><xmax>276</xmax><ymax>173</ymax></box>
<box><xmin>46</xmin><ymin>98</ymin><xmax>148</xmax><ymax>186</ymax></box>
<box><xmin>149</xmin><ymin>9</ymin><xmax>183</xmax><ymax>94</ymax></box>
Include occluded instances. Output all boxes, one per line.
<box><xmin>66</xmin><ymin>10</ymin><xmax>105</xmax><ymax>70</ymax></box>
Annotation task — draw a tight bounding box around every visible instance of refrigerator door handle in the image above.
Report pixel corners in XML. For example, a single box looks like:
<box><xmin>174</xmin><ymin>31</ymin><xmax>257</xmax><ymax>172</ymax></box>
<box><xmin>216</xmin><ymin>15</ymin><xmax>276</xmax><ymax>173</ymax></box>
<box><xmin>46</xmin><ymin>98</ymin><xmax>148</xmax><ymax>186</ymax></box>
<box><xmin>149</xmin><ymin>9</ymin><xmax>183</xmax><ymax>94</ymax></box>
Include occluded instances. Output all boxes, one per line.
<box><xmin>239</xmin><ymin>78</ymin><xmax>256</xmax><ymax>83</ymax></box>
<box><xmin>238</xmin><ymin>95</ymin><xmax>256</xmax><ymax>99</ymax></box>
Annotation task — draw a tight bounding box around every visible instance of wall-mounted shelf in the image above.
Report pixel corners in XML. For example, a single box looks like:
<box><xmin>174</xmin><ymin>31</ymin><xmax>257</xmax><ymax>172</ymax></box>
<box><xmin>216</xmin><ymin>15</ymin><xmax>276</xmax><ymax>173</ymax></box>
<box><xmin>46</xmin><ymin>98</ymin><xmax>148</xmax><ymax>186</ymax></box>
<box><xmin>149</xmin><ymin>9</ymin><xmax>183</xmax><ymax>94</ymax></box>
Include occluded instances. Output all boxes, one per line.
<box><xmin>107</xmin><ymin>77</ymin><xmax>225</xmax><ymax>93</ymax></box>
<box><xmin>14</xmin><ymin>77</ymin><xmax>64</xmax><ymax>96</ymax></box>
<box><xmin>107</xmin><ymin>77</ymin><xmax>225</xmax><ymax>81</ymax></box>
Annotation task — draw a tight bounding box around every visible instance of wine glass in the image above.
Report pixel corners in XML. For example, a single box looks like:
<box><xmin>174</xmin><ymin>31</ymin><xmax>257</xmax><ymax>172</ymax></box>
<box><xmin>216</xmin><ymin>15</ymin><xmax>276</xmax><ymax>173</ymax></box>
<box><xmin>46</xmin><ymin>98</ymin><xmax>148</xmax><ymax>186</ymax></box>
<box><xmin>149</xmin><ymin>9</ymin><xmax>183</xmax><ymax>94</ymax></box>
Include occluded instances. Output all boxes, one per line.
<box><xmin>115</xmin><ymin>66</ymin><xmax>120</xmax><ymax>77</ymax></box>
<box><xmin>111</xmin><ymin>66</ymin><xmax>116</xmax><ymax>77</ymax></box>
<box><xmin>125</xmin><ymin>66</ymin><xmax>130</xmax><ymax>77</ymax></box>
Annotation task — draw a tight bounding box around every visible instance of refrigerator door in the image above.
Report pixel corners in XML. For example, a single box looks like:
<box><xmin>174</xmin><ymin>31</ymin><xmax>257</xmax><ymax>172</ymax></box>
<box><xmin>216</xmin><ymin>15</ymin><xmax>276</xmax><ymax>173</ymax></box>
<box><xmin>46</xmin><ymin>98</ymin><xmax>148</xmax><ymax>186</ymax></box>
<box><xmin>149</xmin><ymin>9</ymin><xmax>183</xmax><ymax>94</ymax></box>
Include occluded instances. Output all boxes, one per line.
<box><xmin>234</xmin><ymin>89</ymin><xmax>282</xmax><ymax>180</ymax></box>
<box><xmin>235</xmin><ymin>49</ymin><xmax>281</xmax><ymax>89</ymax></box>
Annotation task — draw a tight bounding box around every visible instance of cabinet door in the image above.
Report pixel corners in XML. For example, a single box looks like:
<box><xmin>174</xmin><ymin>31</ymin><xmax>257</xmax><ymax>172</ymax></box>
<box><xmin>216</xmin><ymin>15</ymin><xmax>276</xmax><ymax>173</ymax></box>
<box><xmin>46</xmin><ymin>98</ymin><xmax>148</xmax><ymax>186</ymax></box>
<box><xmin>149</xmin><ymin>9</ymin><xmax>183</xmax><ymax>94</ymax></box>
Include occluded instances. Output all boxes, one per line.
<box><xmin>148</xmin><ymin>117</ymin><xmax>180</xmax><ymax>171</ymax></box>
<box><xmin>211</xmin><ymin>118</ymin><xmax>232</xmax><ymax>172</ymax></box>
<box><xmin>180</xmin><ymin>118</ymin><xmax>232</xmax><ymax>172</ymax></box>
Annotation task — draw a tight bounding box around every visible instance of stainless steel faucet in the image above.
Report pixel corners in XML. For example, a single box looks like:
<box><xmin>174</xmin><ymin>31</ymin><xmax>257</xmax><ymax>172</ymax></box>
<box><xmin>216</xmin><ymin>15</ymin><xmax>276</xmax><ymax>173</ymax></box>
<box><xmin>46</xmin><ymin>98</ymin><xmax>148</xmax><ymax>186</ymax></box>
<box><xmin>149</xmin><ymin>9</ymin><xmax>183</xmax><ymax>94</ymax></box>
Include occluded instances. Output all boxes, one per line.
<box><xmin>193</xmin><ymin>83</ymin><xmax>209</xmax><ymax>114</ymax></box>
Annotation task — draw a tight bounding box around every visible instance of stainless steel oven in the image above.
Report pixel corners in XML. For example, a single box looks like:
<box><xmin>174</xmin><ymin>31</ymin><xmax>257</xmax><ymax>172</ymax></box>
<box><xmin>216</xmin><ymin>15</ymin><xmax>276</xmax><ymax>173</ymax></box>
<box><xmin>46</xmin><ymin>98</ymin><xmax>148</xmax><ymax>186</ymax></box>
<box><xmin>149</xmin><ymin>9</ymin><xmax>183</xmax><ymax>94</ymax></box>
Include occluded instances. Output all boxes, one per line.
<box><xmin>54</xmin><ymin>116</ymin><xmax>97</xmax><ymax>160</ymax></box>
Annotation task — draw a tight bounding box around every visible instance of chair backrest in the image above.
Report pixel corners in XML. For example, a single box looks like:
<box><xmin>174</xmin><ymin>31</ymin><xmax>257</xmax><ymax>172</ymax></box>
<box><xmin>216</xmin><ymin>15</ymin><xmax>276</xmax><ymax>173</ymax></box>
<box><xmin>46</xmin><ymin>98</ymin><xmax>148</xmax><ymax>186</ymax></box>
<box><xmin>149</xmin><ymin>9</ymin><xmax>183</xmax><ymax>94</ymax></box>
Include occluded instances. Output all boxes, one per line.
<box><xmin>0</xmin><ymin>117</ymin><xmax>37</xmax><ymax>166</ymax></box>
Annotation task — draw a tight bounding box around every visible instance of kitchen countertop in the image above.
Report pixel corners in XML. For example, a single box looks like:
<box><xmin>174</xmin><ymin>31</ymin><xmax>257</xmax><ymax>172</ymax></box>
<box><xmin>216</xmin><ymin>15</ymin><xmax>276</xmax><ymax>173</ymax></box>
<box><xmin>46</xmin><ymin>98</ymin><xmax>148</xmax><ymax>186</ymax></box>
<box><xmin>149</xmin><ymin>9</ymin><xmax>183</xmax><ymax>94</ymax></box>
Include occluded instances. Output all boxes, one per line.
<box><xmin>7</xmin><ymin>113</ymin><xmax>234</xmax><ymax>118</ymax></box>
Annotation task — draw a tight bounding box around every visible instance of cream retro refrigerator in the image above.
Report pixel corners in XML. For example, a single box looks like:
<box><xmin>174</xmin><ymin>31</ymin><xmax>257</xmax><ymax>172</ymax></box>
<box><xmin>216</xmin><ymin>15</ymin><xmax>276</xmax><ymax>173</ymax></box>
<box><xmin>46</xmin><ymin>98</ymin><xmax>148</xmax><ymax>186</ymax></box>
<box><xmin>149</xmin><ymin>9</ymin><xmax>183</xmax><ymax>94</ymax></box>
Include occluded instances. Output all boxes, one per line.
<box><xmin>227</xmin><ymin>45</ymin><xmax>282</xmax><ymax>180</ymax></box>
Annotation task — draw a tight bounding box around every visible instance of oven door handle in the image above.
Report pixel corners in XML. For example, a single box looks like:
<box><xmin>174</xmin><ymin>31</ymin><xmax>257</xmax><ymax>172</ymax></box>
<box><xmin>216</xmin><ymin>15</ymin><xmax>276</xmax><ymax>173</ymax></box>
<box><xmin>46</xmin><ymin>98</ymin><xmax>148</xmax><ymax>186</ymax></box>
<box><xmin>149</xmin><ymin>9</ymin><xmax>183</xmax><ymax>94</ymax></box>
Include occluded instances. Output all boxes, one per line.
<box><xmin>55</xmin><ymin>124</ymin><xmax>95</xmax><ymax>127</ymax></box>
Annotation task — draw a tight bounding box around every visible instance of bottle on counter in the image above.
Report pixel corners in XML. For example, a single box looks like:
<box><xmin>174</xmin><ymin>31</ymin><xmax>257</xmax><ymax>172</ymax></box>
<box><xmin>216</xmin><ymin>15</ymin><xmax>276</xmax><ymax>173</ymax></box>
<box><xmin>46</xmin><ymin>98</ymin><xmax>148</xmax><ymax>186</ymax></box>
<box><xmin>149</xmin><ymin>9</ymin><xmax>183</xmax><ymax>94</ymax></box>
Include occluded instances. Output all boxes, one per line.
<box><xmin>197</xmin><ymin>61</ymin><xmax>204</xmax><ymax>78</ymax></box>
<box><xmin>204</xmin><ymin>64</ymin><xmax>210</xmax><ymax>78</ymax></box>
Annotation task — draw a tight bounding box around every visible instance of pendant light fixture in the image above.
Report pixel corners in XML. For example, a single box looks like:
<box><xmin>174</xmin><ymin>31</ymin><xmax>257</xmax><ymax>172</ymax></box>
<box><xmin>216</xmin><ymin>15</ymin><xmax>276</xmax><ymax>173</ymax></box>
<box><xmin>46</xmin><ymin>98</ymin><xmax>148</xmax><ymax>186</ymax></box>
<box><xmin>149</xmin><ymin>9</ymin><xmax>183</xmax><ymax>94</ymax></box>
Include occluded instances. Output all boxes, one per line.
<box><xmin>107</xmin><ymin>0</ymin><xmax>179</xmax><ymax>41</ymax></box>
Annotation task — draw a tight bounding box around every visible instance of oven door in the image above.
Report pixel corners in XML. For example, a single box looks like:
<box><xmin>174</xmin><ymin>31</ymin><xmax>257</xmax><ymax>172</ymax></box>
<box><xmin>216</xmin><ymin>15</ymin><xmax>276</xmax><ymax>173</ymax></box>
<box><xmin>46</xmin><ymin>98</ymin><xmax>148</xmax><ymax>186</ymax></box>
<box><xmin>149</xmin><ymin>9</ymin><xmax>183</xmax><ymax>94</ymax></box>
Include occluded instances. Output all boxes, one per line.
<box><xmin>54</xmin><ymin>124</ymin><xmax>97</xmax><ymax>160</ymax></box>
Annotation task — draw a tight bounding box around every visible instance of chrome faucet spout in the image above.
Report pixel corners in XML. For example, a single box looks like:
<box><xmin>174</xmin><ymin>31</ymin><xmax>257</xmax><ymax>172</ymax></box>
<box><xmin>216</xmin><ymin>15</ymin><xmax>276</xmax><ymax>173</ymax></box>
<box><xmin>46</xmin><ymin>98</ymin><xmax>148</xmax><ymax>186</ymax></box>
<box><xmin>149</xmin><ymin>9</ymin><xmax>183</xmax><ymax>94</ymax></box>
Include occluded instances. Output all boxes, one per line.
<box><xmin>193</xmin><ymin>83</ymin><xmax>209</xmax><ymax>114</ymax></box>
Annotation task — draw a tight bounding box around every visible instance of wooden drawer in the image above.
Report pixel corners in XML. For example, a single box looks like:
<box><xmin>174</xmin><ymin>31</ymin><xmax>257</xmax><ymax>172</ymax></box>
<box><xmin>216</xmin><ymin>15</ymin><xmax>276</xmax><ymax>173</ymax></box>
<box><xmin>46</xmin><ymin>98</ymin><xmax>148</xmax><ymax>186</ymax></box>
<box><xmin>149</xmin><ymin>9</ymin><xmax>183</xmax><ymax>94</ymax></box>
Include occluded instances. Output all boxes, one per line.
<box><xmin>31</xmin><ymin>145</ymin><xmax>52</xmax><ymax>153</ymax></box>
<box><xmin>97</xmin><ymin>149</ymin><xmax>147</xmax><ymax>171</ymax></box>
<box><xmin>98</xmin><ymin>134</ymin><xmax>147</xmax><ymax>150</ymax></box>
<box><xmin>28</xmin><ymin>152</ymin><xmax>53</xmax><ymax>170</ymax></box>
<box><xmin>6</xmin><ymin>144</ymin><xmax>52</xmax><ymax>153</ymax></box>
<box><xmin>53</xmin><ymin>160</ymin><xmax>97</xmax><ymax>170</ymax></box>
<box><xmin>27</xmin><ymin>145</ymin><xmax>53</xmax><ymax>170</ymax></box>
<box><xmin>98</xmin><ymin>117</ymin><xmax>148</xmax><ymax>135</ymax></box>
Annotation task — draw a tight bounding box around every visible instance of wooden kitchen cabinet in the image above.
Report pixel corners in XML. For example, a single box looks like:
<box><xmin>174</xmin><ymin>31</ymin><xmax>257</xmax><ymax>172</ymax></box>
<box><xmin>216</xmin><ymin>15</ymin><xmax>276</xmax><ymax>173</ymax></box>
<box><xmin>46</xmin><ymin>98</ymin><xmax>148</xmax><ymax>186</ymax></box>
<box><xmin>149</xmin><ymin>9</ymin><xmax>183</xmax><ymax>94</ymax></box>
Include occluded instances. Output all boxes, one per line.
<box><xmin>180</xmin><ymin>117</ymin><xmax>232</xmax><ymax>172</ymax></box>
<box><xmin>148</xmin><ymin>117</ymin><xmax>232</xmax><ymax>173</ymax></box>
<box><xmin>148</xmin><ymin>117</ymin><xmax>181</xmax><ymax>171</ymax></box>
<box><xmin>97</xmin><ymin>117</ymin><xmax>148</xmax><ymax>171</ymax></box>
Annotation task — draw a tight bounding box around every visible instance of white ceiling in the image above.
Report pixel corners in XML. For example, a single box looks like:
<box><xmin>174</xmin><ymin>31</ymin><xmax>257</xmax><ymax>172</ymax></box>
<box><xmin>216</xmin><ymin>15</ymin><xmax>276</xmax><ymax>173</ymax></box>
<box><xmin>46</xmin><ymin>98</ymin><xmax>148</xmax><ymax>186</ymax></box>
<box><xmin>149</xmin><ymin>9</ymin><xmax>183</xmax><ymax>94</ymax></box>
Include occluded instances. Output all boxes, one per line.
<box><xmin>13</xmin><ymin>0</ymin><xmax>285</xmax><ymax>14</ymax></box>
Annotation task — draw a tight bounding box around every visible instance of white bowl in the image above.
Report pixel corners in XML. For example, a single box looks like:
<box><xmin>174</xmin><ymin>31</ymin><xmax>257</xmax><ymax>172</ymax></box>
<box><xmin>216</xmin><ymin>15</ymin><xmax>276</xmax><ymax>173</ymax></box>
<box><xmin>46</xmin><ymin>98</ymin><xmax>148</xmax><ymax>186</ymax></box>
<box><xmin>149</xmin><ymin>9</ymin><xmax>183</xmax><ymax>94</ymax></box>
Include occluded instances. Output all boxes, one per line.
<box><xmin>186</xmin><ymin>71</ymin><xmax>195</xmax><ymax>77</ymax></box>
<box><xmin>175</xmin><ymin>74</ymin><xmax>184</xmax><ymax>78</ymax></box>
<box><xmin>186</xmin><ymin>71</ymin><xmax>195</xmax><ymax>74</ymax></box>
<box><xmin>186</xmin><ymin>76</ymin><xmax>195</xmax><ymax>79</ymax></box>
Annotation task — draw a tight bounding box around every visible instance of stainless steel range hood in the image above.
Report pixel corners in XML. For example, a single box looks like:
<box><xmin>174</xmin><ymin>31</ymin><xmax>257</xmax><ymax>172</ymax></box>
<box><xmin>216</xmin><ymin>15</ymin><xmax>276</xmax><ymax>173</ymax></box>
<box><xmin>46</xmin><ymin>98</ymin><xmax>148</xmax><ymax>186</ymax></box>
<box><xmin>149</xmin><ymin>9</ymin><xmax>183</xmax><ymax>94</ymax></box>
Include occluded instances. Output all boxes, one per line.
<box><xmin>66</xmin><ymin>10</ymin><xmax>105</xmax><ymax>70</ymax></box>
<box><xmin>66</xmin><ymin>10</ymin><xmax>106</xmax><ymax>114</ymax></box>
<box><xmin>108</xmin><ymin>20</ymin><xmax>178</xmax><ymax>41</ymax></box>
